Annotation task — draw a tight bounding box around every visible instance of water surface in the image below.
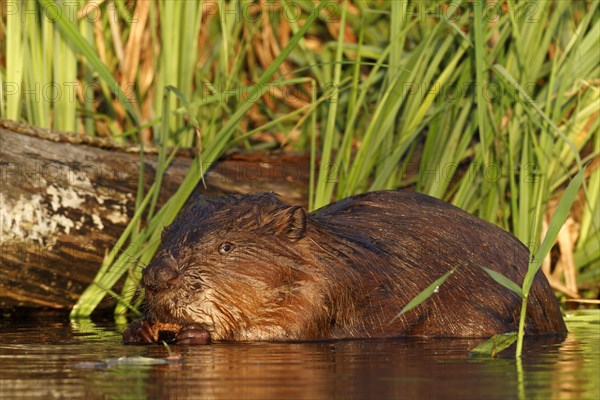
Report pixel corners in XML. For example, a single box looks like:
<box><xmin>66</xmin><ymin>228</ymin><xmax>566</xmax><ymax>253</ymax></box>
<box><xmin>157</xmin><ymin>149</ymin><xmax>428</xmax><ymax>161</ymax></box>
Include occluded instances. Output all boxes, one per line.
<box><xmin>0</xmin><ymin>311</ymin><xmax>598</xmax><ymax>399</ymax></box>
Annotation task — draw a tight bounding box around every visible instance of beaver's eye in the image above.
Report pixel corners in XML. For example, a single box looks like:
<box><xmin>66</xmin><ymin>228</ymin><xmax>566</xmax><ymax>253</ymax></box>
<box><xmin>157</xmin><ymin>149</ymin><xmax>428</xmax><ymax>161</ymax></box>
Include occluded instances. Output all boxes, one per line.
<box><xmin>219</xmin><ymin>242</ymin><xmax>235</xmax><ymax>255</ymax></box>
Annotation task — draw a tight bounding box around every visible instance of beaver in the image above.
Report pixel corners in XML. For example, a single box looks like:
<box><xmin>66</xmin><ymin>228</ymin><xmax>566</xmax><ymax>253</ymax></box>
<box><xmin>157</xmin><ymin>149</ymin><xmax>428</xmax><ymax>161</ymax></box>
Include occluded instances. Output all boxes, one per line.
<box><xmin>123</xmin><ymin>190</ymin><xmax>566</xmax><ymax>344</ymax></box>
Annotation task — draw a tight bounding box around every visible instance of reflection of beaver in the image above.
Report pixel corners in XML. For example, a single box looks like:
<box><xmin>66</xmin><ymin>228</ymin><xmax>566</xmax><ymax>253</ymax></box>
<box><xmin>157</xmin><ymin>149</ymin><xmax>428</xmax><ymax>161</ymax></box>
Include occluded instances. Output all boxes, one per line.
<box><xmin>123</xmin><ymin>191</ymin><xmax>566</xmax><ymax>345</ymax></box>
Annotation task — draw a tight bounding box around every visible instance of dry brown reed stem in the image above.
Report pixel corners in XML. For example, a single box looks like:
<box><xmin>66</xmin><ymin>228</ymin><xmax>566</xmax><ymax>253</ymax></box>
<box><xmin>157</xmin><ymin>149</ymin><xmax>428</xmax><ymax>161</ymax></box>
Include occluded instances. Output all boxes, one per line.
<box><xmin>122</xmin><ymin>1</ymin><xmax>149</xmax><ymax>86</ymax></box>
<box><xmin>542</xmin><ymin>214</ymin><xmax>582</xmax><ymax>299</ymax></box>
<box><xmin>557</xmin><ymin>218</ymin><xmax>579</xmax><ymax>297</ymax></box>
<box><xmin>565</xmin><ymin>299</ymin><xmax>600</xmax><ymax>305</ymax></box>
<box><xmin>108</xmin><ymin>2</ymin><xmax>125</xmax><ymax>74</ymax></box>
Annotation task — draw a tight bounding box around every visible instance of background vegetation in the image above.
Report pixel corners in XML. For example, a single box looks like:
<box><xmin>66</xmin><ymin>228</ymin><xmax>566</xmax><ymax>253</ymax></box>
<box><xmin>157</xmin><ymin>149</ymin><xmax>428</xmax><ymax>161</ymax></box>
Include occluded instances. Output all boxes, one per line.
<box><xmin>1</xmin><ymin>1</ymin><xmax>598</xmax><ymax>318</ymax></box>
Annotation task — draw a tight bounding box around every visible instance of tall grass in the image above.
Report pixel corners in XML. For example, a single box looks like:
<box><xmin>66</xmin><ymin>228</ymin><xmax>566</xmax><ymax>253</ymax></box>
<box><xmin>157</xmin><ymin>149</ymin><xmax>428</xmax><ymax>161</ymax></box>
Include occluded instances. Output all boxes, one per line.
<box><xmin>1</xmin><ymin>2</ymin><xmax>597</xmax><ymax>319</ymax></box>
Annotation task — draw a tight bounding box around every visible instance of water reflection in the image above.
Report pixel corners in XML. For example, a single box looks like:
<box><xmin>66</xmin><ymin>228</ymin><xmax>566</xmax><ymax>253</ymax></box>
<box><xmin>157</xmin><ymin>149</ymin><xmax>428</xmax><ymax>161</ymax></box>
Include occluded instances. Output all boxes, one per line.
<box><xmin>136</xmin><ymin>340</ymin><xmax>499</xmax><ymax>400</ymax></box>
<box><xmin>0</xmin><ymin>314</ymin><xmax>597</xmax><ymax>400</ymax></box>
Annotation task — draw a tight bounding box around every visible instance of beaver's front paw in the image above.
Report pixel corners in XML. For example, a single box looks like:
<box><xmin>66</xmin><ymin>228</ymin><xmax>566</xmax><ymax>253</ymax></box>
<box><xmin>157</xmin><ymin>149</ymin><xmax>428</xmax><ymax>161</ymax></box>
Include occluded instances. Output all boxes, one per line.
<box><xmin>176</xmin><ymin>325</ymin><xmax>211</xmax><ymax>345</ymax></box>
<box><xmin>123</xmin><ymin>320</ymin><xmax>155</xmax><ymax>345</ymax></box>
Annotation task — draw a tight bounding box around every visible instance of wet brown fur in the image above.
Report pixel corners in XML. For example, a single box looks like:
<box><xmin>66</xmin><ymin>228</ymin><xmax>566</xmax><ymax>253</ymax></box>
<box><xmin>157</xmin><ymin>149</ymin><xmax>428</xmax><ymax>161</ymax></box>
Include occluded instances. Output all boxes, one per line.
<box><xmin>142</xmin><ymin>191</ymin><xmax>566</xmax><ymax>341</ymax></box>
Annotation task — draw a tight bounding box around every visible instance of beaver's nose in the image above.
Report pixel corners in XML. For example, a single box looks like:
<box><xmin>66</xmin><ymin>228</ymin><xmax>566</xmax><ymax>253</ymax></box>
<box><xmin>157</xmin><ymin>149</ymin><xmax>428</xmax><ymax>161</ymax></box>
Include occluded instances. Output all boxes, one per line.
<box><xmin>142</xmin><ymin>257</ymin><xmax>181</xmax><ymax>292</ymax></box>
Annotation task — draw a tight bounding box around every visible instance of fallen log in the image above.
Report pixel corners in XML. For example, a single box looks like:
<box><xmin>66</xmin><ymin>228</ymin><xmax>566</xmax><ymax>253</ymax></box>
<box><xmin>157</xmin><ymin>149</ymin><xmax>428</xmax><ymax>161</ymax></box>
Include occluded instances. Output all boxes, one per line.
<box><xmin>0</xmin><ymin>120</ymin><xmax>310</xmax><ymax>311</ymax></box>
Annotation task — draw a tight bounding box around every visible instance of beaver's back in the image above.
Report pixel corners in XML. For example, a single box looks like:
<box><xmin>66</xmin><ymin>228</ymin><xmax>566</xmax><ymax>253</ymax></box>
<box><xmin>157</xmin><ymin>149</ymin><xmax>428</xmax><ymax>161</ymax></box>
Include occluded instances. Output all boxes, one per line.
<box><xmin>310</xmin><ymin>190</ymin><xmax>566</xmax><ymax>337</ymax></box>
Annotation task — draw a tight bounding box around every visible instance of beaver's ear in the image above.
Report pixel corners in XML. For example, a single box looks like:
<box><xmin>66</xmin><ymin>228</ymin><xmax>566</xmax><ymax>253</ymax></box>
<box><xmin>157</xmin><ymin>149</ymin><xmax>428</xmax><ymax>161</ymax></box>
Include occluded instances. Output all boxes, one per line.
<box><xmin>279</xmin><ymin>206</ymin><xmax>307</xmax><ymax>240</ymax></box>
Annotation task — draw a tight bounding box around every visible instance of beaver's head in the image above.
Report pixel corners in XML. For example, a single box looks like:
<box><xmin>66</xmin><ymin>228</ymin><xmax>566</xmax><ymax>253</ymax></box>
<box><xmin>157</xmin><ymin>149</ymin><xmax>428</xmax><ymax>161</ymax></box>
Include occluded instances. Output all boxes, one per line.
<box><xmin>142</xmin><ymin>193</ymin><xmax>337</xmax><ymax>341</ymax></box>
